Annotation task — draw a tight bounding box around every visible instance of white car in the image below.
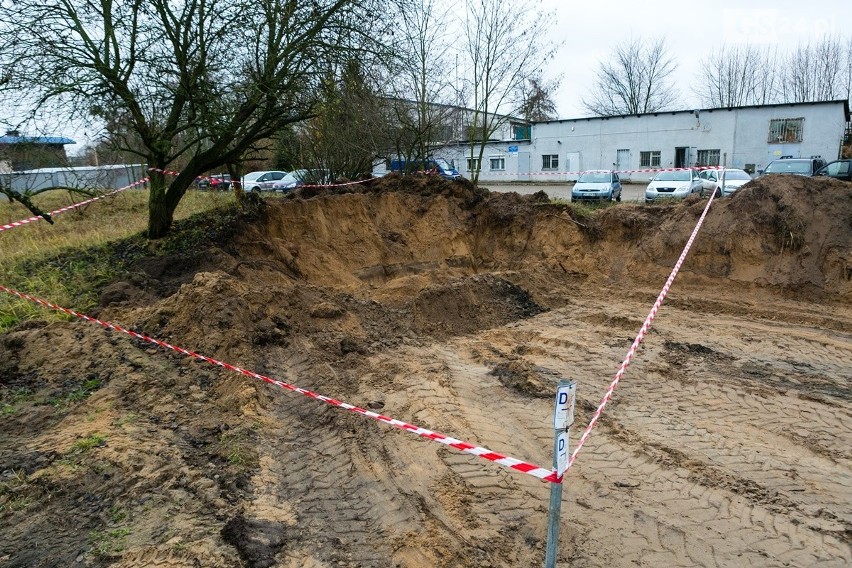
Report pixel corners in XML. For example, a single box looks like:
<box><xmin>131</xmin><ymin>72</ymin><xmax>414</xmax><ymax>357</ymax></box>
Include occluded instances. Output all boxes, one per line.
<box><xmin>698</xmin><ymin>168</ymin><xmax>753</xmax><ymax>197</ymax></box>
<box><xmin>241</xmin><ymin>170</ymin><xmax>287</xmax><ymax>193</ymax></box>
<box><xmin>645</xmin><ymin>169</ymin><xmax>703</xmax><ymax>203</ymax></box>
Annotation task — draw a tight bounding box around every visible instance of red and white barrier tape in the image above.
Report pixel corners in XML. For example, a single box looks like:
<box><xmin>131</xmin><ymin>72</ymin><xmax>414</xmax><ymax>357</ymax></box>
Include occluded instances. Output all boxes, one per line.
<box><xmin>0</xmin><ymin>284</ymin><xmax>560</xmax><ymax>483</ymax></box>
<box><xmin>0</xmin><ymin>177</ymin><xmax>150</xmax><ymax>233</ymax></box>
<box><xmin>478</xmin><ymin>166</ymin><xmax>722</xmax><ymax>177</ymax></box>
<box><xmin>563</xmin><ymin>185</ymin><xmax>719</xmax><ymax>476</ymax></box>
<box><xmin>149</xmin><ymin>168</ymin><xmax>375</xmax><ymax>190</ymax></box>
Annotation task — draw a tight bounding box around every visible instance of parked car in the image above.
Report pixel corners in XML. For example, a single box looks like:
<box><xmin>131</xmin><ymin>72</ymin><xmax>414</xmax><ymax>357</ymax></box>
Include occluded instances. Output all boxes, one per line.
<box><xmin>698</xmin><ymin>168</ymin><xmax>753</xmax><ymax>197</ymax></box>
<box><xmin>815</xmin><ymin>159</ymin><xmax>852</xmax><ymax>181</ymax></box>
<box><xmin>271</xmin><ymin>170</ymin><xmax>305</xmax><ymax>192</ymax></box>
<box><xmin>760</xmin><ymin>157</ymin><xmax>827</xmax><ymax>177</ymax></box>
<box><xmin>571</xmin><ymin>170</ymin><xmax>622</xmax><ymax>202</ymax></box>
<box><xmin>645</xmin><ymin>169</ymin><xmax>703</xmax><ymax>203</ymax></box>
<box><xmin>241</xmin><ymin>170</ymin><xmax>287</xmax><ymax>193</ymax></box>
<box><xmin>197</xmin><ymin>174</ymin><xmax>231</xmax><ymax>191</ymax></box>
<box><xmin>271</xmin><ymin>169</ymin><xmax>331</xmax><ymax>191</ymax></box>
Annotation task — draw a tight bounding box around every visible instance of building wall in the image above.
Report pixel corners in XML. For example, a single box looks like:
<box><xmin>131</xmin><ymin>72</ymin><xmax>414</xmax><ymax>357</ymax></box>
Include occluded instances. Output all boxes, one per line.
<box><xmin>7</xmin><ymin>164</ymin><xmax>148</xmax><ymax>193</ymax></box>
<box><xmin>437</xmin><ymin>101</ymin><xmax>848</xmax><ymax>183</ymax></box>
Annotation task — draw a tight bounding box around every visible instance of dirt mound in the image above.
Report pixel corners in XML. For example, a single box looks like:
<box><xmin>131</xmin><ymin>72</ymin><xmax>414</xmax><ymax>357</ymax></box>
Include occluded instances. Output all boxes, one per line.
<box><xmin>591</xmin><ymin>174</ymin><xmax>852</xmax><ymax>299</ymax></box>
<box><xmin>1</xmin><ymin>173</ymin><xmax>851</xmax><ymax>567</ymax></box>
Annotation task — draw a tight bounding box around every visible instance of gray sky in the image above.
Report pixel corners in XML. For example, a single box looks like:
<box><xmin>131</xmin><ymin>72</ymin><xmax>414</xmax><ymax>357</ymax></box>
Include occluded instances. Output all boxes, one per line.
<box><xmin>541</xmin><ymin>0</ymin><xmax>852</xmax><ymax>119</ymax></box>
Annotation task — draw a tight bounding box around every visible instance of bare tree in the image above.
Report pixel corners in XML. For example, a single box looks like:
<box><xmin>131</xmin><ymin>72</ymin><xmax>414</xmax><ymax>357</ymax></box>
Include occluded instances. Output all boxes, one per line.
<box><xmin>844</xmin><ymin>36</ymin><xmax>852</xmax><ymax>103</ymax></box>
<box><xmin>583</xmin><ymin>37</ymin><xmax>679</xmax><ymax>116</ymax></box>
<box><xmin>695</xmin><ymin>45</ymin><xmax>783</xmax><ymax>107</ymax></box>
<box><xmin>781</xmin><ymin>36</ymin><xmax>848</xmax><ymax>103</ymax></box>
<box><xmin>696</xmin><ymin>45</ymin><xmax>760</xmax><ymax>107</ymax></box>
<box><xmin>0</xmin><ymin>0</ymin><xmax>388</xmax><ymax>238</ymax></box>
<box><xmin>386</xmin><ymin>0</ymin><xmax>460</xmax><ymax>167</ymax></box>
<box><xmin>461</xmin><ymin>0</ymin><xmax>558</xmax><ymax>183</ymax></box>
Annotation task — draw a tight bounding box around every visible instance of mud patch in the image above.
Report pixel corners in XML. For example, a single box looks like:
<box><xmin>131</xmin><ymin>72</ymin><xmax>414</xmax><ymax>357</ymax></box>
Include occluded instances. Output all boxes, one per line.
<box><xmin>221</xmin><ymin>514</ymin><xmax>291</xmax><ymax>568</ymax></box>
<box><xmin>489</xmin><ymin>360</ymin><xmax>553</xmax><ymax>398</ymax></box>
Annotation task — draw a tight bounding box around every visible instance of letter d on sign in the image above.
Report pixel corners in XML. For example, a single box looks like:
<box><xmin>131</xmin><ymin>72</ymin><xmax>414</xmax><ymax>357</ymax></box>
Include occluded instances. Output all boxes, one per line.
<box><xmin>553</xmin><ymin>382</ymin><xmax>576</xmax><ymax>430</ymax></box>
<box><xmin>556</xmin><ymin>431</ymin><xmax>569</xmax><ymax>477</ymax></box>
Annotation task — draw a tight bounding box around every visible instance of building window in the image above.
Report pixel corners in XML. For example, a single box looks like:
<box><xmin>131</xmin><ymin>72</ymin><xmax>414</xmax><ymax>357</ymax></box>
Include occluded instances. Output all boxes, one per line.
<box><xmin>466</xmin><ymin>157</ymin><xmax>480</xmax><ymax>171</ymax></box>
<box><xmin>640</xmin><ymin>151</ymin><xmax>661</xmax><ymax>168</ymax></box>
<box><xmin>512</xmin><ymin>124</ymin><xmax>531</xmax><ymax>140</ymax></box>
<box><xmin>542</xmin><ymin>154</ymin><xmax>559</xmax><ymax>170</ymax></box>
<box><xmin>489</xmin><ymin>156</ymin><xmax>505</xmax><ymax>171</ymax></box>
<box><xmin>697</xmin><ymin>149</ymin><xmax>720</xmax><ymax>167</ymax></box>
<box><xmin>768</xmin><ymin>118</ymin><xmax>804</xmax><ymax>143</ymax></box>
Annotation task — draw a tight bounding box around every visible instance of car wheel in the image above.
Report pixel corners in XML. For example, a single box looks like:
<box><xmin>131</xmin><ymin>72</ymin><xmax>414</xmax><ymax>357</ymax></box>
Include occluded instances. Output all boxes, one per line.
<box><xmin>250</xmin><ymin>186</ymin><xmax>260</xmax><ymax>193</ymax></box>
<box><xmin>615</xmin><ymin>193</ymin><xmax>621</xmax><ymax>202</ymax></box>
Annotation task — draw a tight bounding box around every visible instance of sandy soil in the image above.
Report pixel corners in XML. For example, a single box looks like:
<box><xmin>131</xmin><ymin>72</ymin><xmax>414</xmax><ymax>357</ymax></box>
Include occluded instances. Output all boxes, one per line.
<box><xmin>1</xmin><ymin>173</ymin><xmax>850</xmax><ymax>567</ymax></box>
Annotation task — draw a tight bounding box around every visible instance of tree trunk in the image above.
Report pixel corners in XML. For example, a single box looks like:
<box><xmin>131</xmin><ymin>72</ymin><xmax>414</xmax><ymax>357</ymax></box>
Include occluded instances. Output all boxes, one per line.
<box><xmin>146</xmin><ymin>170</ymin><xmax>182</xmax><ymax>239</ymax></box>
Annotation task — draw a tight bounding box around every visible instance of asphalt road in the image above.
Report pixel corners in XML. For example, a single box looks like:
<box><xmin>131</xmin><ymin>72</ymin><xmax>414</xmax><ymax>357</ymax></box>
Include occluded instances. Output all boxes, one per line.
<box><xmin>482</xmin><ymin>182</ymin><xmax>647</xmax><ymax>203</ymax></box>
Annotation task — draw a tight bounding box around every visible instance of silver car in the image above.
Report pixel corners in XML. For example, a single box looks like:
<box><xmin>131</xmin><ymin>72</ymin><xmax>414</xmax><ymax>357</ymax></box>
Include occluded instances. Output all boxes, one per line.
<box><xmin>645</xmin><ymin>169</ymin><xmax>703</xmax><ymax>203</ymax></box>
<box><xmin>698</xmin><ymin>168</ymin><xmax>753</xmax><ymax>197</ymax></box>
<box><xmin>571</xmin><ymin>170</ymin><xmax>622</xmax><ymax>202</ymax></box>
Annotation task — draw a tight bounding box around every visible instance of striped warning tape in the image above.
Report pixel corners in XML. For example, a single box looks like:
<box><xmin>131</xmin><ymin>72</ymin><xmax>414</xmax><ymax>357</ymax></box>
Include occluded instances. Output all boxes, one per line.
<box><xmin>474</xmin><ymin>165</ymin><xmax>722</xmax><ymax>177</ymax></box>
<box><xmin>0</xmin><ymin>177</ymin><xmax>150</xmax><ymax>233</ymax></box>
<box><xmin>564</xmin><ymin>186</ymin><xmax>719</xmax><ymax>474</ymax></box>
<box><xmin>0</xmin><ymin>284</ymin><xmax>560</xmax><ymax>483</ymax></box>
<box><xmin>148</xmin><ymin>168</ymin><xmax>376</xmax><ymax>190</ymax></box>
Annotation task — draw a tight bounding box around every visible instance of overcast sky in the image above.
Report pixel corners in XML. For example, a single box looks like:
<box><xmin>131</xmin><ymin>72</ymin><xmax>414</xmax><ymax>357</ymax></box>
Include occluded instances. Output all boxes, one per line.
<box><xmin>540</xmin><ymin>0</ymin><xmax>852</xmax><ymax>119</ymax></box>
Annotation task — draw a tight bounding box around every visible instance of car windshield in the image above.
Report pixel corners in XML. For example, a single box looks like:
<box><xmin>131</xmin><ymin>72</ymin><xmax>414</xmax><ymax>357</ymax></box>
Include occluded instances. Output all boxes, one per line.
<box><xmin>654</xmin><ymin>171</ymin><xmax>691</xmax><ymax>181</ymax></box>
<box><xmin>765</xmin><ymin>160</ymin><xmax>810</xmax><ymax>174</ymax></box>
<box><xmin>578</xmin><ymin>172</ymin><xmax>610</xmax><ymax>183</ymax></box>
<box><xmin>434</xmin><ymin>158</ymin><xmax>454</xmax><ymax>171</ymax></box>
<box><xmin>721</xmin><ymin>170</ymin><xmax>751</xmax><ymax>180</ymax></box>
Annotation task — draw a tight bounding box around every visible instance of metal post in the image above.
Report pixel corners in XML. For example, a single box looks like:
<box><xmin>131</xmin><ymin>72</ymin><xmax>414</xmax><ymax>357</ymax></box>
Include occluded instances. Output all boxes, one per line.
<box><xmin>545</xmin><ymin>380</ymin><xmax>576</xmax><ymax>568</ymax></box>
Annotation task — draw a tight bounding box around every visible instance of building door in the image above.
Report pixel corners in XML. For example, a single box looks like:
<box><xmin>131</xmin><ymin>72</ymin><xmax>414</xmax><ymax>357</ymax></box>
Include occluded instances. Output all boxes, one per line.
<box><xmin>566</xmin><ymin>151</ymin><xmax>580</xmax><ymax>180</ymax></box>
<box><xmin>517</xmin><ymin>152</ymin><xmax>530</xmax><ymax>181</ymax></box>
<box><xmin>616</xmin><ymin>149</ymin><xmax>630</xmax><ymax>174</ymax></box>
<box><xmin>675</xmin><ymin>147</ymin><xmax>687</xmax><ymax>168</ymax></box>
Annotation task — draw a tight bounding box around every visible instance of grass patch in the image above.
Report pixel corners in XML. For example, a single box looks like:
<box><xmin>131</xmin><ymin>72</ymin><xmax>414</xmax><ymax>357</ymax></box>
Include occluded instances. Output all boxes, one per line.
<box><xmin>89</xmin><ymin>527</ymin><xmax>131</xmax><ymax>556</ymax></box>
<box><xmin>0</xmin><ymin>470</ymin><xmax>31</xmax><ymax>512</ymax></box>
<box><xmin>70</xmin><ymin>433</ymin><xmax>107</xmax><ymax>453</ymax></box>
<box><xmin>1</xmin><ymin>187</ymin><xmax>242</xmax><ymax>332</ymax></box>
<box><xmin>217</xmin><ymin>430</ymin><xmax>259</xmax><ymax>469</ymax></box>
<box><xmin>47</xmin><ymin>376</ymin><xmax>103</xmax><ymax>409</ymax></box>
<box><xmin>0</xmin><ymin>388</ymin><xmax>35</xmax><ymax>417</ymax></box>
<box><xmin>114</xmin><ymin>412</ymin><xmax>139</xmax><ymax>427</ymax></box>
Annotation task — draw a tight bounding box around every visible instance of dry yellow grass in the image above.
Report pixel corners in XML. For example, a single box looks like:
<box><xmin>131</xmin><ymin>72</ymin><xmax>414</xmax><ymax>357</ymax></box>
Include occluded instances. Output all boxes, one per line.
<box><xmin>1</xmin><ymin>188</ymin><xmax>235</xmax><ymax>264</ymax></box>
<box><xmin>0</xmin><ymin>187</ymin><xmax>237</xmax><ymax>330</ymax></box>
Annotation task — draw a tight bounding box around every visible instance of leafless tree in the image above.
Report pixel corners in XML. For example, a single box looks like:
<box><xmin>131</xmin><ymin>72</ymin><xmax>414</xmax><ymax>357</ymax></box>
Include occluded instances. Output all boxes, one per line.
<box><xmin>781</xmin><ymin>36</ymin><xmax>849</xmax><ymax>103</ymax></box>
<box><xmin>696</xmin><ymin>45</ymin><xmax>761</xmax><ymax>107</ymax></box>
<box><xmin>461</xmin><ymin>0</ymin><xmax>558</xmax><ymax>183</ymax></box>
<box><xmin>0</xmin><ymin>0</ymin><xmax>390</xmax><ymax>238</ymax></box>
<box><xmin>695</xmin><ymin>45</ymin><xmax>783</xmax><ymax>107</ymax></box>
<box><xmin>583</xmin><ymin>37</ymin><xmax>679</xmax><ymax>116</ymax></box>
<box><xmin>383</xmin><ymin>0</ymin><xmax>461</xmax><ymax>170</ymax></box>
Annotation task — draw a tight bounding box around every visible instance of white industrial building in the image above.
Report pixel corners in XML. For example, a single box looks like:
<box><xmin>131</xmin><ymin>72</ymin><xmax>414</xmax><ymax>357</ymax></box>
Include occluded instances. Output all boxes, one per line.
<box><xmin>438</xmin><ymin>99</ymin><xmax>850</xmax><ymax>182</ymax></box>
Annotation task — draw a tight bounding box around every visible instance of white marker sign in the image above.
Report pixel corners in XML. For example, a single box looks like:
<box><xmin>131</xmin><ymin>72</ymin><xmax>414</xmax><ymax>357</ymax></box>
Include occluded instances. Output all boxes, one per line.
<box><xmin>553</xmin><ymin>382</ymin><xmax>576</xmax><ymax>430</ymax></box>
<box><xmin>556</xmin><ymin>431</ymin><xmax>570</xmax><ymax>477</ymax></box>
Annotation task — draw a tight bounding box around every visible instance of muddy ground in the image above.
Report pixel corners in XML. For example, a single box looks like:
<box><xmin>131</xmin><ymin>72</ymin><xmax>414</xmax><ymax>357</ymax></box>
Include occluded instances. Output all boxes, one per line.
<box><xmin>0</xmin><ymin>173</ymin><xmax>850</xmax><ymax>567</ymax></box>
